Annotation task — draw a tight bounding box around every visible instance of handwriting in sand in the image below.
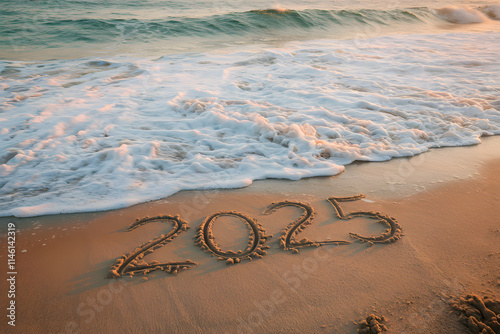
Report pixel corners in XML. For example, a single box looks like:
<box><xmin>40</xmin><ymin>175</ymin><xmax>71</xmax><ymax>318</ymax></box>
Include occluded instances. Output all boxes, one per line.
<box><xmin>108</xmin><ymin>194</ymin><xmax>402</xmax><ymax>278</ymax></box>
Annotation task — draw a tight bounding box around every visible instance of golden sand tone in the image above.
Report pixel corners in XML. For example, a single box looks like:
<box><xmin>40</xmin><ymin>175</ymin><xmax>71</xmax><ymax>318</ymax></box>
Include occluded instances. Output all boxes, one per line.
<box><xmin>108</xmin><ymin>215</ymin><xmax>197</xmax><ymax>278</ymax></box>
<box><xmin>357</xmin><ymin>314</ymin><xmax>388</xmax><ymax>333</ymax></box>
<box><xmin>451</xmin><ymin>294</ymin><xmax>500</xmax><ymax>333</ymax></box>
<box><xmin>195</xmin><ymin>211</ymin><xmax>271</xmax><ymax>264</ymax></box>
<box><xmin>326</xmin><ymin>195</ymin><xmax>403</xmax><ymax>244</ymax></box>
<box><xmin>1</xmin><ymin>137</ymin><xmax>499</xmax><ymax>333</ymax></box>
<box><xmin>264</xmin><ymin>200</ymin><xmax>350</xmax><ymax>253</ymax></box>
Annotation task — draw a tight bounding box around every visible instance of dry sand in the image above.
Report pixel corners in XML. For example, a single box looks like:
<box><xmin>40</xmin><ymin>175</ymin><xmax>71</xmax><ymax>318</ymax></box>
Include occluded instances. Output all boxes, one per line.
<box><xmin>1</xmin><ymin>136</ymin><xmax>499</xmax><ymax>333</ymax></box>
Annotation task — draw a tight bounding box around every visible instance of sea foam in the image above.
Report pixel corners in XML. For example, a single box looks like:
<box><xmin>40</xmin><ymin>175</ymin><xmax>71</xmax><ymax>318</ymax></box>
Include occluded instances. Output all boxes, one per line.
<box><xmin>479</xmin><ymin>5</ymin><xmax>500</xmax><ymax>20</ymax></box>
<box><xmin>436</xmin><ymin>6</ymin><xmax>487</xmax><ymax>23</ymax></box>
<box><xmin>1</xmin><ymin>32</ymin><xmax>499</xmax><ymax>217</ymax></box>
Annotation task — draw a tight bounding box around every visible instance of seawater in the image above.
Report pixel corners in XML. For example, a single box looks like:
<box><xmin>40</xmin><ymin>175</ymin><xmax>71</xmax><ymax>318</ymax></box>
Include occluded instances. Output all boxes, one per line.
<box><xmin>1</xmin><ymin>0</ymin><xmax>499</xmax><ymax>216</ymax></box>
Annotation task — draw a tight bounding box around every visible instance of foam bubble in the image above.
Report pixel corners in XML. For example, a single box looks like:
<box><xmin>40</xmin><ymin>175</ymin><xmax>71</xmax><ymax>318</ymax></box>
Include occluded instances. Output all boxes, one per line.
<box><xmin>1</xmin><ymin>32</ymin><xmax>499</xmax><ymax>217</ymax></box>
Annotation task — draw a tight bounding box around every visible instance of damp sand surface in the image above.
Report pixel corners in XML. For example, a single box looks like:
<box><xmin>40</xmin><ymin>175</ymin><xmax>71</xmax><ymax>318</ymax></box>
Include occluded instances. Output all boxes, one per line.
<box><xmin>0</xmin><ymin>137</ymin><xmax>499</xmax><ymax>333</ymax></box>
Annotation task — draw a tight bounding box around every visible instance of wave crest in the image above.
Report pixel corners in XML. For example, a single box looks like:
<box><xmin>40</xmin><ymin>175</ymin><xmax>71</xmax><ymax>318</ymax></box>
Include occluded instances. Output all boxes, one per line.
<box><xmin>436</xmin><ymin>6</ymin><xmax>487</xmax><ymax>24</ymax></box>
<box><xmin>478</xmin><ymin>5</ymin><xmax>500</xmax><ymax>20</ymax></box>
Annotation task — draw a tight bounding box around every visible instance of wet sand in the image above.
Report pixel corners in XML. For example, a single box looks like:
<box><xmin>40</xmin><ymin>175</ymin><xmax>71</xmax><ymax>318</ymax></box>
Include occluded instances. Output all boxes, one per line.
<box><xmin>1</xmin><ymin>137</ymin><xmax>499</xmax><ymax>333</ymax></box>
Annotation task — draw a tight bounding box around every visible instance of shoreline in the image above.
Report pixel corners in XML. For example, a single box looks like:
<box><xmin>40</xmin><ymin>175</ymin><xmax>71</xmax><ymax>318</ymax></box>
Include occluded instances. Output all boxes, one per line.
<box><xmin>1</xmin><ymin>136</ymin><xmax>499</xmax><ymax>333</ymax></box>
<box><xmin>2</xmin><ymin>134</ymin><xmax>500</xmax><ymax>221</ymax></box>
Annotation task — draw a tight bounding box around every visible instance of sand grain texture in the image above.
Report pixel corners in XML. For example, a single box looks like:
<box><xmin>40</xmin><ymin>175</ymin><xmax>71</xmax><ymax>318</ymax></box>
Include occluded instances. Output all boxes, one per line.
<box><xmin>1</xmin><ymin>137</ymin><xmax>499</xmax><ymax>333</ymax></box>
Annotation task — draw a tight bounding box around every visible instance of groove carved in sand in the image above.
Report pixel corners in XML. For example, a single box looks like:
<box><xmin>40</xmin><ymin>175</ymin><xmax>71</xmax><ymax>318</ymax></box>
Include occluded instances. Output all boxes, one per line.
<box><xmin>108</xmin><ymin>215</ymin><xmax>198</xmax><ymax>278</ymax></box>
<box><xmin>263</xmin><ymin>200</ymin><xmax>350</xmax><ymax>253</ymax></box>
<box><xmin>327</xmin><ymin>195</ymin><xmax>403</xmax><ymax>245</ymax></box>
<box><xmin>195</xmin><ymin>211</ymin><xmax>271</xmax><ymax>265</ymax></box>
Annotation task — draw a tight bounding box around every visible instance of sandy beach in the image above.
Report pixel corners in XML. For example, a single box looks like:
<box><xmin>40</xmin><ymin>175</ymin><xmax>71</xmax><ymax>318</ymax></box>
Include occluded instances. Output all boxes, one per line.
<box><xmin>1</xmin><ymin>137</ymin><xmax>499</xmax><ymax>333</ymax></box>
<box><xmin>2</xmin><ymin>1</ymin><xmax>500</xmax><ymax>333</ymax></box>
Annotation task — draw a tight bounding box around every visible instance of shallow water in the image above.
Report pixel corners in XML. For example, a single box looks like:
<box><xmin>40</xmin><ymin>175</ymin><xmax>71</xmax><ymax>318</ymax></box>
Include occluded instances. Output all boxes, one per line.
<box><xmin>1</xmin><ymin>0</ymin><xmax>499</xmax><ymax>216</ymax></box>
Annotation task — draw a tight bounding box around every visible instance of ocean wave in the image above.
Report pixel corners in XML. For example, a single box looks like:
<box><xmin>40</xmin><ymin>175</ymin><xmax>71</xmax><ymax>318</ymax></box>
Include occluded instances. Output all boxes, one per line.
<box><xmin>479</xmin><ymin>5</ymin><xmax>500</xmax><ymax>20</ymax></box>
<box><xmin>1</xmin><ymin>6</ymin><xmax>495</xmax><ymax>50</ymax></box>
<box><xmin>436</xmin><ymin>6</ymin><xmax>487</xmax><ymax>24</ymax></box>
<box><xmin>1</xmin><ymin>32</ymin><xmax>499</xmax><ymax>217</ymax></box>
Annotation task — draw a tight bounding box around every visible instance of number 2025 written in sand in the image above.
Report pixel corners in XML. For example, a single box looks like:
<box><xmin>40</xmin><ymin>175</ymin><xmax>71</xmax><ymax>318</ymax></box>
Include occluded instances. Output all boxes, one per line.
<box><xmin>108</xmin><ymin>194</ymin><xmax>403</xmax><ymax>279</ymax></box>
